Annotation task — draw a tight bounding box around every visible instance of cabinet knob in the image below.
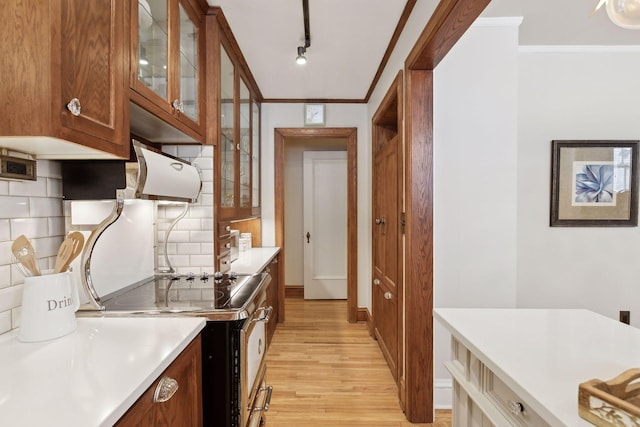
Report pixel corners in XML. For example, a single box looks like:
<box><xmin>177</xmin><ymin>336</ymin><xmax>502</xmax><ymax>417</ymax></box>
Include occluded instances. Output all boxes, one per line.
<box><xmin>66</xmin><ymin>98</ymin><xmax>81</xmax><ymax>116</ymax></box>
<box><xmin>154</xmin><ymin>376</ymin><xmax>179</xmax><ymax>403</ymax></box>
<box><xmin>508</xmin><ymin>400</ymin><xmax>524</xmax><ymax>416</ymax></box>
<box><xmin>172</xmin><ymin>99</ymin><xmax>184</xmax><ymax>113</ymax></box>
<box><xmin>384</xmin><ymin>291</ymin><xmax>392</xmax><ymax>300</ymax></box>
<box><xmin>373</xmin><ymin>279</ymin><xmax>380</xmax><ymax>286</ymax></box>
<box><xmin>225</xmin><ymin>225</ymin><xmax>231</xmax><ymax>232</ymax></box>
<box><xmin>225</xmin><ymin>243</ymin><xmax>231</xmax><ymax>248</ymax></box>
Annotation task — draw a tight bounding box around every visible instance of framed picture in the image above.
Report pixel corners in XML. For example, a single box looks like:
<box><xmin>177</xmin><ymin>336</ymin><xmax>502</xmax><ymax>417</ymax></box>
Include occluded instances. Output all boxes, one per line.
<box><xmin>550</xmin><ymin>140</ymin><xmax>639</xmax><ymax>227</ymax></box>
<box><xmin>304</xmin><ymin>103</ymin><xmax>325</xmax><ymax>126</ymax></box>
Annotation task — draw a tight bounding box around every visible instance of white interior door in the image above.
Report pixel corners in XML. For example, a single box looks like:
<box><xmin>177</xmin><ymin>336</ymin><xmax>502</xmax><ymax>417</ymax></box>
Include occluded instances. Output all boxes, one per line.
<box><xmin>303</xmin><ymin>151</ymin><xmax>348</xmax><ymax>299</ymax></box>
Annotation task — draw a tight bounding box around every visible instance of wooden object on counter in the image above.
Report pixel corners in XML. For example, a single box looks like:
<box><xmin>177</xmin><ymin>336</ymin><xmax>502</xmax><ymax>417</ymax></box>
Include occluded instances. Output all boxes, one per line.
<box><xmin>116</xmin><ymin>335</ymin><xmax>202</xmax><ymax>427</ymax></box>
<box><xmin>579</xmin><ymin>368</ymin><xmax>640</xmax><ymax>426</ymax></box>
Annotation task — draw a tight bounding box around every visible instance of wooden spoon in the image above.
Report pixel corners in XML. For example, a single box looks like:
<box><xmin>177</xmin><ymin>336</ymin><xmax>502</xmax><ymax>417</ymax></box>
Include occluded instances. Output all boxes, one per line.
<box><xmin>11</xmin><ymin>235</ymin><xmax>41</xmax><ymax>276</ymax></box>
<box><xmin>54</xmin><ymin>232</ymin><xmax>85</xmax><ymax>274</ymax></box>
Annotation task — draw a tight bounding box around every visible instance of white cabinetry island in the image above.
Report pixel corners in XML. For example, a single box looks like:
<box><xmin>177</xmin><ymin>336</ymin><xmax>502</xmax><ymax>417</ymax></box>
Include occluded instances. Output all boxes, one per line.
<box><xmin>435</xmin><ymin>309</ymin><xmax>640</xmax><ymax>426</ymax></box>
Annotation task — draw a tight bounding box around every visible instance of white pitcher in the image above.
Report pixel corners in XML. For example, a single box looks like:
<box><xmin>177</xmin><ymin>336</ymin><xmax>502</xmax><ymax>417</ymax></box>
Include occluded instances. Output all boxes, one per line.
<box><xmin>19</xmin><ymin>271</ymin><xmax>80</xmax><ymax>342</ymax></box>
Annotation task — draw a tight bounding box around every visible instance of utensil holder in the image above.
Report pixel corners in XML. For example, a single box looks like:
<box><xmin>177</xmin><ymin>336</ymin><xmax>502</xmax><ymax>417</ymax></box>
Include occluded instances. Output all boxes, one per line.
<box><xmin>19</xmin><ymin>271</ymin><xmax>79</xmax><ymax>342</ymax></box>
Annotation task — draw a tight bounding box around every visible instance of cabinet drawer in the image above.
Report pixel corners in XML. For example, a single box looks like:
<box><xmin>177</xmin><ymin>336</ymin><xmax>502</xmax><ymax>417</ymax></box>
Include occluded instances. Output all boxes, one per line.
<box><xmin>483</xmin><ymin>367</ymin><xmax>549</xmax><ymax>427</ymax></box>
<box><xmin>218</xmin><ymin>236</ymin><xmax>232</xmax><ymax>256</ymax></box>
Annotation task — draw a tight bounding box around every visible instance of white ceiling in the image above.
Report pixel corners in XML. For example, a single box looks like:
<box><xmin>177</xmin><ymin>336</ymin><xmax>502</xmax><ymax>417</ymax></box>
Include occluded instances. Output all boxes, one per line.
<box><xmin>209</xmin><ymin>0</ymin><xmax>640</xmax><ymax>101</ymax></box>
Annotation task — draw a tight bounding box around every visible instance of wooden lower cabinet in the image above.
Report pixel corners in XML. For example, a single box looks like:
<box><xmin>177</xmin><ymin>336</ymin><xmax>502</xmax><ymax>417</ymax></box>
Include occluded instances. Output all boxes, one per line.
<box><xmin>265</xmin><ymin>254</ymin><xmax>280</xmax><ymax>346</ymax></box>
<box><xmin>116</xmin><ymin>335</ymin><xmax>202</xmax><ymax>427</ymax></box>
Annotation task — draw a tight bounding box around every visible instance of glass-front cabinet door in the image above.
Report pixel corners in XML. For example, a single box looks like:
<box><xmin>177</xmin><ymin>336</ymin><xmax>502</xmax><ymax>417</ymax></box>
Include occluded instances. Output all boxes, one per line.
<box><xmin>132</xmin><ymin>0</ymin><xmax>203</xmax><ymax>139</ymax></box>
<box><xmin>220</xmin><ymin>46</ymin><xmax>235</xmax><ymax>209</ymax></box>
<box><xmin>239</xmin><ymin>79</ymin><xmax>251</xmax><ymax>211</ymax></box>
<box><xmin>252</xmin><ymin>101</ymin><xmax>260</xmax><ymax>214</ymax></box>
<box><xmin>178</xmin><ymin>1</ymin><xmax>198</xmax><ymax>123</ymax></box>
<box><xmin>137</xmin><ymin>0</ymin><xmax>168</xmax><ymax>99</ymax></box>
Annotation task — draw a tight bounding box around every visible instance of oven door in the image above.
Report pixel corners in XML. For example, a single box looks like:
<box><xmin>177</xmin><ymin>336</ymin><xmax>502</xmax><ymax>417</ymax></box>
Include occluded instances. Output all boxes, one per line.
<box><xmin>241</xmin><ymin>302</ymin><xmax>273</xmax><ymax>426</ymax></box>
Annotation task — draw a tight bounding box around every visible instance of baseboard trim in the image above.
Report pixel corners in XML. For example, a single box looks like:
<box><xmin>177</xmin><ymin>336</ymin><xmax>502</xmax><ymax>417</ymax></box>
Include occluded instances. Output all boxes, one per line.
<box><xmin>434</xmin><ymin>378</ymin><xmax>453</xmax><ymax>409</ymax></box>
<box><xmin>357</xmin><ymin>307</ymin><xmax>375</xmax><ymax>337</ymax></box>
<box><xmin>285</xmin><ymin>285</ymin><xmax>304</xmax><ymax>298</ymax></box>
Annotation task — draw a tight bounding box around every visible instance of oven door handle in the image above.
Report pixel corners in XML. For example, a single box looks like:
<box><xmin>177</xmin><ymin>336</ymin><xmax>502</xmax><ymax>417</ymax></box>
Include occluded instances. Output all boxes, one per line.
<box><xmin>252</xmin><ymin>385</ymin><xmax>273</xmax><ymax>412</ymax></box>
<box><xmin>251</xmin><ymin>306</ymin><xmax>273</xmax><ymax>323</ymax></box>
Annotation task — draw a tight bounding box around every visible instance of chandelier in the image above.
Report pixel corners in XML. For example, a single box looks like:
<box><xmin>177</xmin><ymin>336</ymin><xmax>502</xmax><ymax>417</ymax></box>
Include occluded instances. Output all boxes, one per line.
<box><xmin>592</xmin><ymin>0</ymin><xmax>640</xmax><ymax>29</ymax></box>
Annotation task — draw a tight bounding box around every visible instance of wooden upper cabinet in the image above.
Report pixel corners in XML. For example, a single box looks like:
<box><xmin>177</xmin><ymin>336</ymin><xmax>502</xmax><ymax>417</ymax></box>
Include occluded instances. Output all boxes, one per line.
<box><xmin>0</xmin><ymin>0</ymin><xmax>129</xmax><ymax>158</ymax></box>
<box><xmin>130</xmin><ymin>0</ymin><xmax>205</xmax><ymax>141</ymax></box>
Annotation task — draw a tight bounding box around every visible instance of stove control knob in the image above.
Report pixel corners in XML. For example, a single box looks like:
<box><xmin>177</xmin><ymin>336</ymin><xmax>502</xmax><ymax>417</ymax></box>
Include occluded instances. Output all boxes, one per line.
<box><xmin>201</xmin><ymin>272</ymin><xmax>209</xmax><ymax>281</ymax></box>
<box><xmin>186</xmin><ymin>272</ymin><xmax>195</xmax><ymax>281</ymax></box>
<box><xmin>213</xmin><ymin>271</ymin><xmax>224</xmax><ymax>280</ymax></box>
<box><xmin>229</xmin><ymin>271</ymin><xmax>238</xmax><ymax>281</ymax></box>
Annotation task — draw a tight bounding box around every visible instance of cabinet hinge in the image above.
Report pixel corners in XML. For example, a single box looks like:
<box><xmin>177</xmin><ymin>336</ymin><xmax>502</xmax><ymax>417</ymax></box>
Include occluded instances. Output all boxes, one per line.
<box><xmin>401</xmin><ymin>212</ymin><xmax>406</xmax><ymax>234</ymax></box>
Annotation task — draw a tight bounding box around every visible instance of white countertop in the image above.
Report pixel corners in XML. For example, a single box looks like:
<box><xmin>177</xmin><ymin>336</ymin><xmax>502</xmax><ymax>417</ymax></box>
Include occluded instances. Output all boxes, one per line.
<box><xmin>435</xmin><ymin>308</ymin><xmax>640</xmax><ymax>426</ymax></box>
<box><xmin>0</xmin><ymin>316</ymin><xmax>205</xmax><ymax>426</ymax></box>
<box><xmin>231</xmin><ymin>247</ymin><xmax>280</xmax><ymax>274</ymax></box>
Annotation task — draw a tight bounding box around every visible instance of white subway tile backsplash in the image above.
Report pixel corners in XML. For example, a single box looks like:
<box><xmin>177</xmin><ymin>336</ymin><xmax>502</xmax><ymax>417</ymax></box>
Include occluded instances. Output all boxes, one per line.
<box><xmin>0</xmin><ymin>285</ymin><xmax>22</xmax><ymax>313</ymax></box>
<box><xmin>0</xmin><ymin>196</ymin><xmax>29</xmax><ymax>219</ymax></box>
<box><xmin>0</xmin><ymin>220</ymin><xmax>9</xmax><ymax>242</ymax></box>
<box><xmin>199</xmin><ymin>194</ymin><xmax>213</xmax><ymax>207</ymax></box>
<box><xmin>190</xmin><ymin>230</ymin><xmax>213</xmax><ymax>243</ymax></box>
<box><xmin>0</xmin><ymin>160</ymin><xmax>65</xmax><ymax>335</ymax></box>
<box><xmin>176</xmin><ymin>218</ymin><xmax>202</xmax><ymax>231</ymax></box>
<box><xmin>201</xmin><ymin>182</ymin><xmax>214</xmax><ymax>195</ymax></box>
<box><xmin>201</xmin><ymin>243</ymin><xmax>214</xmax><ymax>254</ymax></box>
<box><xmin>201</xmin><ymin>219</ymin><xmax>214</xmax><ymax>230</ymax></box>
<box><xmin>0</xmin><ymin>241</ymin><xmax>13</xmax><ymax>266</ymax></box>
<box><xmin>9</xmin><ymin>177</ymin><xmax>47</xmax><ymax>197</ymax></box>
<box><xmin>47</xmin><ymin>178</ymin><xmax>63</xmax><ymax>197</ymax></box>
<box><xmin>199</xmin><ymin>169</ymin><xmax>214</xmax><ymax>183</ymax></box>
<box><xmin>36</xmin><ymin>160</ymin><xmax>62</xmax><ymax>178</ymax></box>
<box><xmin>187</xmin><ymin>207</ymin><xmax>211</xmax><ymax>219</ymax></box>
<box><xmin>0</xmin><ymin>265</ymin><xmax>9</xmax><ymax>289</ymax></box>
<box><xmin>177</xmin><ymin>243</ymin><xmax>201</xmax><ymax>255</ymax></box>
<box><xmin>189</xmin><ymin>255</ymin><xmax>214</xmax><ymax>267</ymax></box>
<box><xmin>30</xmin><ymin>197</ymin><xmax>63</xmax><ymax>218</ymax></box>
<box><xmin>0</xmin><ymin>311</ymin><xmax>11</xmax><ymax>335</ymax></box>
<box><xmin>10</xmin><ymin>218</ymin><xmax>49</xmax><ymax>239</ymax></box>
<box><xmin>191</xmin><ymin>157</ymin><xmax>213</xmax><ymax>171</ymax></box>
<box><xmin>162</xmin><ymin>146</ymin><xmax>178</xmax><ymax>157</ymax></box>
<box><xmin>164</xmin><ymin>230</ymin><xmax>190</xmax><ymax>243</ymax></box>
<box><xmin>200</xmin><ymin>146</ymin><xmax>214</xmax><ymax>158</ymax></box>
<box><xmin>177</xmin><ymin>145</ymin><xmax>204</xmax><ymax>159</ymax></box>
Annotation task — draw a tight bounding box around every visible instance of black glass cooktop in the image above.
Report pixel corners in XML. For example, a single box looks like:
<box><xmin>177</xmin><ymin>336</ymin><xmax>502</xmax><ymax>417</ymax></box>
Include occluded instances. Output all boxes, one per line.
<box><xmin>100</xmin><ymin>272</ymin><xmax>267</xmax><ymax>319</ymax></box>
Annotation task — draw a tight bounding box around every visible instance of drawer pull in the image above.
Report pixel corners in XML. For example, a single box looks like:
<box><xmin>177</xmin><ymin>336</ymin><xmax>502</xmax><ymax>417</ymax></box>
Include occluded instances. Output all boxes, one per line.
<box><xmin>252</xmin><ymin>385</ymin><xmax>273</xmax><ymax>412</ymax></box>
<box><xmin>154</xmin><ymin>376</ymin><xmax>179</xmax><ymax>403</ymax></box>
<box><xmin>508</xmin><ymin>400</ymin><xmax>524</xmax><ymax>416</ymax></box>
<box><xmin>384</xmin><ymin>291</ymin><xmax>392</xmax><ymax>300</ymax></box>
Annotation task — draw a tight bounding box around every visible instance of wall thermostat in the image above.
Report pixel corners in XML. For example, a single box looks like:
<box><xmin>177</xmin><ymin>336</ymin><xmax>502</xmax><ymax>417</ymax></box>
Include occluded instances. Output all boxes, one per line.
<box><xmin>0</xmin><ymin>151</ymin><xmax>36</xmax><ymax>181</ymax></box>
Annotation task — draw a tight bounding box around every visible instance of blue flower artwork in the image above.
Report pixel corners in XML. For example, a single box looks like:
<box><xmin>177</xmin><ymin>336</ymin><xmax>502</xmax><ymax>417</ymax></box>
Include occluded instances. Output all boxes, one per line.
<box><xmin>574</xmin><ymin>163</ymin><xmax>614</xmax><ymax>204</ymax></box>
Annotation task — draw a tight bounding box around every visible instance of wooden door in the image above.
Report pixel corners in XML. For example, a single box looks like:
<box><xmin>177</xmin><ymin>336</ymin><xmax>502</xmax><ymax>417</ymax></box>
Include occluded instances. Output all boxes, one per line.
<box><xmin>303</xmin><ymin>151</ymin><xmax>348</xmax><ymax>299</ymax></box>
<box><xmin>59</xmin><ymin>0</ymin><xmax>128</xmax><ymax>157</ymax></box>
<box><xmin>372</xmin><ymin>134</ymin><xmax>402</xmax><ymax>380</ymax></box>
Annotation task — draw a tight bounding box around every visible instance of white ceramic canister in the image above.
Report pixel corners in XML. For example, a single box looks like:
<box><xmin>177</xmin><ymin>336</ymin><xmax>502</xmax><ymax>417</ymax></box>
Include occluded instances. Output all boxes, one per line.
<box><xmin>240</xmin><ymin>233</ymin><xmax>252</xmax><ymax>249</ymax></box>
<box><xmin>19</xmin><ymin>271</ymin><xmax>80</xmax><ymax>342</ymax></box>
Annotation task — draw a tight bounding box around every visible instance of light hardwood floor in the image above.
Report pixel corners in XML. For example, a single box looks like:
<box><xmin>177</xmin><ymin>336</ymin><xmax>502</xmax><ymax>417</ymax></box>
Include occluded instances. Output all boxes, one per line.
<box><xmin>264</xmin><ymin>298</ymin><xmax>451</xmax><ymax>427</ymax></box>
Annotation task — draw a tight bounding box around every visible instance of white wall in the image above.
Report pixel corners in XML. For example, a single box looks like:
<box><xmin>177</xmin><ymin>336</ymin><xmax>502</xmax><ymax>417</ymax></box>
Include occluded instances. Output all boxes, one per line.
<box><xmin>260</xmin><ymin>103</ymin><xmax>371</xmax><ymax>307</ymax></box>
<box><xmin>432</xmin><ymin>19</ymin><xmax>521</xmax><ymax>407</ymax></box>
<box><xmin>516</xmin><ymin>47</ymin><xmax>640</xmax><ymax>325</ymax></box>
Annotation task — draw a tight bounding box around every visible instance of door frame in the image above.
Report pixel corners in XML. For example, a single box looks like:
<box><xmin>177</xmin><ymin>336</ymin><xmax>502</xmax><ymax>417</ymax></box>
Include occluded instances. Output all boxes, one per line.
<box><xmin>274</xmin><ymin>127</ymin><xmax>358</xmax><ymax>322</ymax></box>
<box><xmin>401</xmin><ymin>0</ymin><xmax>491</xmax><ymax>422</ymax></box>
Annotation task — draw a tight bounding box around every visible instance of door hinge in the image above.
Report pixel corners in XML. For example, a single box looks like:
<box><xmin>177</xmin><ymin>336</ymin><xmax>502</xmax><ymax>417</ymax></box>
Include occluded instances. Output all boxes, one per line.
<box><xmin>401</xmin><ymin>212</ymin><xmax>406</xmax><ymax>234</ymax></box>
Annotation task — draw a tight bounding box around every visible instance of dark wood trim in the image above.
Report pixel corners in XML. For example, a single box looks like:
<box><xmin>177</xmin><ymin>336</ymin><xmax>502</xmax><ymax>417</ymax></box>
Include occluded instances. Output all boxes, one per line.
<box><xmin>405</xmin><ymin>0</ymin><xmax>490</xmax><ymax>70</ymax></box>
<box><xmin>285</xmin><ymin>286</ymin><xmax>304</xmax><ymax>299</ymax></box>
<box><xmin>274</xmin><ymin>127</ymin><xmax>358</xmax><ymax>323</ymax></box>
<box><xmin>401</xmin><ymin>0</ymin><xmax>491</xmax><ymax>422</ymax></box>
<box><xmin>206</xmin><ymin>7</ymin><xmax>263</xmax><ymax>102</ymax></box>
<box><xmin>404</xmin><ymin>69</ymin><xmax>434</xmax><ymax>424</ymax></box>
<box><xmin>364</xmin><ymin>0</ymin><xmax>416</xmax><ymax>102</ymax></box>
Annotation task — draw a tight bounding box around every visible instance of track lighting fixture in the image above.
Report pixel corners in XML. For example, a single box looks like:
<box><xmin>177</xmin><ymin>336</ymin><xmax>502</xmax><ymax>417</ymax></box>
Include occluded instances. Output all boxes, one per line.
<box><xmin>295</xmin><ymin>0</ymin><xmax>311</xmax><ymax>65</ymax></box>
<box><xmin>296</xmin><ymin>46</ymin><xmax>307</xmax><ymax>65</ymax></box>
